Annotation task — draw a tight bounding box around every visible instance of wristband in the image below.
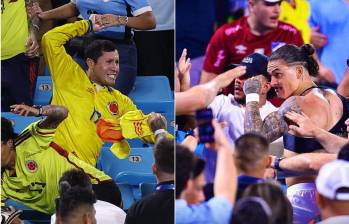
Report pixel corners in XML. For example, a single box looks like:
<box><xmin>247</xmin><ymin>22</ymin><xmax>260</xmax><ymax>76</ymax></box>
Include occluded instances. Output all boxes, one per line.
<box><xmin>274</xmin><ymin>156</ymin><xmax>285</xmax><ymax>171</ymax></box>
<box><xmin>87</xmin><ymin>19</ymin><xmax>94</xmax><ymax>32</ymax></box>
<box><xmin>246</xmin><ymin>93</ymin><xmax>260</xmax><ymax>103</ymax></box>
<box><xmin>154</xmin><ymin>129</ymin><xmax>166</xmax><ymax>136</ymax></box>
<box><xmin>33</xmin><ymin>105</ymin><xmax>43</xmax><ymax>117</ymax></box>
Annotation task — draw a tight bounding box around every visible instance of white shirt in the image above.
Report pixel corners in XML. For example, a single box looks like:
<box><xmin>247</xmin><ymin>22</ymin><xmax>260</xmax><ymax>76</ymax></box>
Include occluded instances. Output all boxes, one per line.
<box><xmin>209</xmin><ymin>94</ymin><xmax>281</xmax><ymax>148</ymax></box>
<box><xmin>51</xmin><ymin>200</ymin><xmax>126</xmax><ymax>224</ymax></box>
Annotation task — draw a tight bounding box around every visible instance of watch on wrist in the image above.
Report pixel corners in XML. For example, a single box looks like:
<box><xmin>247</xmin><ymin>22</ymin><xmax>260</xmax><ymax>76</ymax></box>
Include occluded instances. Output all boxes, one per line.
<box><xmin>274</xmin><ymin>156</ymin><xmax>285</xmax><ymax>171</ymax></box>
<box><xmin>33</xmin><ymin>105</ymin><xmax>43</xmax><ymax>117</ymax></box>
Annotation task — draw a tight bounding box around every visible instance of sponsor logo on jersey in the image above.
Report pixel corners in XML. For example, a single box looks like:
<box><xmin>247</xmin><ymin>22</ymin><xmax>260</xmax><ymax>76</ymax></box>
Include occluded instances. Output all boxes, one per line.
<box><xmin>26</xmin><ymin>160</ymin><xmax>38</xmax><ymax>173</ymax></box>
<box><xmin>254</xmin><ymin>48</ymin><xmax>265</xmax><ymax>54</ymax></box>
<box><xmin>235</xmin><ymin>45</ymin><xmax>247</xmax><ymax>54</ymax></box>
<box><xmin>107</xmin><ymin>102</ymin><xmax>119</xmax><ymax>115</ymax></box>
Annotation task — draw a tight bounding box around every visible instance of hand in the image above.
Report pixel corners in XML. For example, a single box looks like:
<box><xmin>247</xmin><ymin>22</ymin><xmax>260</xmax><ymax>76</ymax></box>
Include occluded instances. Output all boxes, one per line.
<box><xmin>318</xmin><ymin>64</ymin><xmax>336</xmax><ymax>83</ymax></box>
<box><xmin>148</xmin><ymin>112</ymin><xmax>167</xmax><ymax>132</ymax></box>
<box><xmin>215</xmin><ymin>66</ymin><xmax>246</xmax><ymax>89</ymax></box>
<box><xmin>310</xmin><ymin>26</ymin><xmax>328</xmax><ymax>49</ymax></box>
<box><xmin>243</xmin><ymin>77</ymin><xmax>261</xmax><ymax>95</ymax></box>
<box><xmin>25</xmin><ymin>32</ymin><xmax>39</xmax><ymax>58</ymax></box>
<box><xmin>205</xmin><ymin>119</ymin><xmax>231</xmax><ymax>151</ymax></box>
<box><xmin>10</xmin><ymin>104</ymin><xmax>40</xmax><ymax>117</ymax></box>
<box><xmin>177</xmin><ymin>48</ymin><xmax>192</xmax><ymax>91</ymax></box>
<box><xmin>285</xmin><ymin>111</ymin><xmax>318</xmax><ymax>137</ymax></box>
<box><xmin>89</xmin><ymin>14</ymin><xmax>106</xmax><ymax>32</ymax></box>
<box><xmin>27</xmin><ymin>2</ymin><xmax>42</xmax><ymax>19</ymax></box>
<box><xmin>100</xmin><ymin>14</ymin><xmax>120</xmax><ymax>27</ymax></box>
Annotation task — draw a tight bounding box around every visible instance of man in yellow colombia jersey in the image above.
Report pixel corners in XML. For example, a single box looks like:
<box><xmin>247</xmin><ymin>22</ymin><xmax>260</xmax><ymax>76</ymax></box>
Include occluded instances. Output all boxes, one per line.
<box><xmin>41</xmin><ymin>18</ymin><xmax>168</xmax><ymax>166</ymax></box>
<box><xmin>1</xmin><ymin>104</ymin><xmax>122</xmax><ymax>214</ymax></box>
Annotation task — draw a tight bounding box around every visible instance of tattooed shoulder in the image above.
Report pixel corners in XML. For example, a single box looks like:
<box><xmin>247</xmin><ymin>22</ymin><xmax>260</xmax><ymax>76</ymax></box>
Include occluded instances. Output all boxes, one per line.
<box><xmin>277</xmin><ymin>96</ymin><xmax>302</xmax><ymax>118</ymax></box>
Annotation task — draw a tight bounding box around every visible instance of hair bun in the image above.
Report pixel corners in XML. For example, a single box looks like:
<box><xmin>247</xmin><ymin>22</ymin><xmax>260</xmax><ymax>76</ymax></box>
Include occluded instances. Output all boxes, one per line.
<box><xmin>300</xmin><ymin>44</ymin><xmax>315</xmax><ymax>56</ymax></box>
<box><xmin>59</xmin><ymin>181</ymin><xmax>71</xmax><ymax>194</ymax></box>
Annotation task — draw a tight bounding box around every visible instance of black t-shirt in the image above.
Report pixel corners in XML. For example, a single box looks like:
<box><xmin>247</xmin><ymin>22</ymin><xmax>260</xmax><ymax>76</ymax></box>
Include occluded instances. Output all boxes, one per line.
<box><xmin>125</xmin><ymin>181</ymin><xmax>174</xmax><ymax>224</ymax></box>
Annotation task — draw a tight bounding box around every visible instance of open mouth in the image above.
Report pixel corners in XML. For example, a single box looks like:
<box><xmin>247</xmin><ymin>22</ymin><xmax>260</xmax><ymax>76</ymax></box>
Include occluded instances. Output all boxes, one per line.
<box><xmin>107</xmin><ymin>74</ymin><xmax>117</xmax><ymax>80</ymax></box>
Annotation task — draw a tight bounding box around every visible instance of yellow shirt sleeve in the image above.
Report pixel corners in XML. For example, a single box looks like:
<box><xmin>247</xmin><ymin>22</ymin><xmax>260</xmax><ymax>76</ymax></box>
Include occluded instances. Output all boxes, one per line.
<box><xmin>41</xmin><ymin>20</ymin><xmax>90</xmax><ymax>88</ymax></box>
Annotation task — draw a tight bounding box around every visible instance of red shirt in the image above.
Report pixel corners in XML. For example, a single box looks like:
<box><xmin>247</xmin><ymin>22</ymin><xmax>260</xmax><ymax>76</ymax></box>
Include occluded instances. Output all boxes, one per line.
<box><xmin>203</xmin><ymin>16</ymin><xmax>304</xmax><ymax>74</ymax></box>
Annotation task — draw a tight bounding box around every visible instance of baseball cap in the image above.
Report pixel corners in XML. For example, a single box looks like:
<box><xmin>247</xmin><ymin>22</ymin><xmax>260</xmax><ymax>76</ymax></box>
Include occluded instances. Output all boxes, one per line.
<box><xmin>316</xmin><ymin>160</ymin><xmax>349</xmax><ymax>200</ymax></box>
<box><xmin>227</xmin><ymin>53</ymin><xmax>270</xmax><ymax>81</ymax></box>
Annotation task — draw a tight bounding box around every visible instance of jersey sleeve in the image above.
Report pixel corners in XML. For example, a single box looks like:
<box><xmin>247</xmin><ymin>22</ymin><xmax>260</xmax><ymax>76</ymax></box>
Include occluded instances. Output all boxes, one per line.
<box><xmin>292</xmin><ymin>28</ymin><xmax>304</xmax><ymax>46</ymax></box>
<box><xmin>126</xmin><ymin>0</ymin><xmax>152</xmax><ymax>16</ymax></box>
<box><xmin>16</xmin><ymin>121</ymin><xmax>57</xmax><ymax>155</ymax></box>
<box><xmin>41</xmin><ymin>20</ymin><xmax>89</xmax><ymax>88</ymax></box>
<box><xmin>202</xmin><ymin>25</ymin><xmax>230</xmax><ymax>75</ymax></box>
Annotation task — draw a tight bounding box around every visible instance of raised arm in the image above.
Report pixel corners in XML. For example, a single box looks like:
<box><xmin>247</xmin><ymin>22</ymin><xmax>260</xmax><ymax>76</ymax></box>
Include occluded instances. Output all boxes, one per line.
<box><xmin>35</xmin><ymin>2</ymin><xmax>78</xmax><ymax>21</ymax></box>
<box><xmin>10</xmin><ymin>104</ymin><xmax>68</xmax><ymax>129</ymax></box>
<box><xmin>100</xmin><ymin>11</ymin><xmax>155</xmax><ymax>30</ymax></box>
<box><xmin>25</xmin><ymin>0</ymin><xmax>41</xmax><ymax>58</ymax></box>
<box><xmin>285</xmin><ymin>111</ymin><xmax>348</xmax><ymax>153</ymax></box>
<box><xmin>270</xmin><ymin>153</ymin><xmax>337</xmax><ymax>176</ymax></box>
<box><xmin>176</xmin><ymin>66</ymin><xmax>246</xmax><ymax>115</ymax></box>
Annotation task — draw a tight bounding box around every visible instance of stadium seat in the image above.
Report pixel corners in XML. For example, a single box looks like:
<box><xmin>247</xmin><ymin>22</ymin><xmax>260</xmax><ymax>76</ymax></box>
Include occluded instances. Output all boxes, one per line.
<box><xmin>98</xmin><ymin>147</ymin><xmax>155</xmax><ymax>175</ymax></box>
<box><xmin>1</xmin><ymin>112</ymin><xmax>41</xmax><ymax>134</ymax></box>
<box><xmin>5</xmin><ymin>199</ymin><xmax>51</xmax><ymax>224</ymax></box>
<box><xmin>33</xmin><ymin>76</ymin><xmax>53</xmax><ymax>106</ymax></box>
<box><xmin>128</xmin><ymin>76</ymin><xmax>174</xmax><ymax>134</ymax></box>
<box><xmin>117</xmin><ymin>183</ymin><xmax>136</xmax><ymax>210</ymax></box>
<box><xmin>139</xmin><ymin>182</ymin><xmax>157</xmax><ymax>198</ymax></box>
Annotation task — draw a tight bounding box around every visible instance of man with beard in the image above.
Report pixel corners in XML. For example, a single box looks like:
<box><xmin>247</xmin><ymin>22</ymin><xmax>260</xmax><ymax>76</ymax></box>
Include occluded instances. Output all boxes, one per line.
<box><xmin>205</xmin><ymin>53</ymin><xmax>280</xmax><ymax>183</ymax></box>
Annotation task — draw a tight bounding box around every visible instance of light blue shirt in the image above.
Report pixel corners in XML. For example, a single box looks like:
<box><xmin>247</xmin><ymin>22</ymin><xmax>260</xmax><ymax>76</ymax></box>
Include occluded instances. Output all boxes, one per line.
<box><xmin>73</xmin><ymin>0</ymin><xmax>152</xmax><ymax>39</ymax></box>
<box><xmin>309</xmin><ymin>0</ymin><xmax>349</xmax><ymax>83</ymax></box>
<box><xmin>175</xmin><ymin>197</ymin><xmax>233</xmax><ymax>224</ymax></box>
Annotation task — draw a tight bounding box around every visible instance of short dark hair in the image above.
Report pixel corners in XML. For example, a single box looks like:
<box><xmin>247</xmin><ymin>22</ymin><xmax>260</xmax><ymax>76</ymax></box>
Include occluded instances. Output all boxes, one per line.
<box><xmin>230</xmin><ymin>197</ymin><xmax>272</xmax><ymax>224</ymax></box>
<box><xmin>176</xmin><ymin>144</ymin><xmax>195</xmax><ymax>198</ymax></box>
<box><xmin>269</xmin><ymin>44</ymin><xmax>319</xmax><ymax>77</ymax></box>
<box><xmin>57</xmin><ymin>169</ymin><xmax>96</xmax><ymax>221</ymax></box>
<box><xmin>84</xmin><ymin>39</ymin><xmax>117</xmax><ymax>62</ymax></box>
<box><xmin>234</xmin><ymin>133</ymin><xmax>269</xmax><ymax>173</ymax></box>
<box><xmin>338</xmin><ymin>143</ymin><xmax>349</xmax><ymax>161</ymax></box>
<box><xmin>1</xmin><ymin>117</ymin><xmax>18</xmax><ymax>142</ymax></box>
<box><xmin>154</xmin><ymin>137</ymin><xmax>174</xmax><ymax>174</ymax></box>
<box><xmin>243</xmin><ymin>182</ymin><xmax>293</xmax><ymax>224</ymax></box>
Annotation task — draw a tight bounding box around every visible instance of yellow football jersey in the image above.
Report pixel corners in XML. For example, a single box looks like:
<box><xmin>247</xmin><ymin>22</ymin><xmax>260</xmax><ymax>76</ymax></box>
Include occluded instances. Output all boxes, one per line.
<box><xmin>1</xmin><ymin>0</ymin><xmax>28</xmax><ymax>60</ymax></box>
<box><xmin>42</xmin><ymin>20</ymin><xmax>160</xmax><ymax>165</ymax></box>
<box><xmin>1</xmin><ymin>121</ymin><xmax>111</xmax><ymax>214</ymax></box>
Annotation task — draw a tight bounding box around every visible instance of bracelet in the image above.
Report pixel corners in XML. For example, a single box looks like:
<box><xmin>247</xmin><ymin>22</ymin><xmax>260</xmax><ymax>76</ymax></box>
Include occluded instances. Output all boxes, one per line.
<box><xmin>154</xmin><ymin>129</ymin><xmax>166</xmax><ymax>137</ymax></box>
<box><xmin>33</xmin><ymin>105</ymin><xmax>43</xmax><ymax>117</ymax></box>
<box><xmin>87</xmin><ymin>19</ymin><xmax>94</xmax><ymax>32</ymax></box>
<box><xmin>118</xmin><ymin>15</ymin><xmax>128</xmax><ymax>26</ymax></box>
<box><xmin>246</xmin><ymin>93</ymin><xmax>260</xmax><ymax>103</ymax></box>
<box><xmin>32</xmin><ymin>24</ymin><xmax>40</xmax><ymax>31</ymax></box>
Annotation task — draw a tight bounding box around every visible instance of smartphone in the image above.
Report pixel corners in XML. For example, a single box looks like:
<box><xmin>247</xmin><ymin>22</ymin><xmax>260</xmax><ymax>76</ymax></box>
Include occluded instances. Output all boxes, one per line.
<box><xmin>196</xmin><ymin>108</ymin><xmax>214</xmax><ymax>143</ymax></box>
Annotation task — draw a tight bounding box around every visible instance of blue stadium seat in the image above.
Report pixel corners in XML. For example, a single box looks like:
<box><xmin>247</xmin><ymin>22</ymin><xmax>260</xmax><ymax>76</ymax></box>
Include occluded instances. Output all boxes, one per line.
<box><xmin>128</xmin><ymin>76</ymin><xmax>174</xmax><ymax>134</ymax></box>
<box><xmin>139</xmin><ymin>182</ymin><xmax>157</xmax><ymax>198</ymax></box>
<box><xmin>98</xmin><ymin>147</ymin><xmax>154</xmax><ymax>176</ymax></box>
<box><xmin>5</xmin><ymin>200</ymin><xmax>51</xmax><ymax>224</ymax></box>
<box><xmin>97</xmin><ymin>147</ymin><xmax>156</xmax><ymax>201</ymax></box>
<box><xmin>33</xmin><ymin>76</ymin><xmax>53</xmax><ymax>105</ymax></box>
<box><xmin>1</xmin><ymin>112</ymin><xmax>41</xmax><ymax>134</ymax></box>
<box><xmin>117</xmin><ymin>183</ymin><xmax>136</xmax><ymax>210</ymax></box>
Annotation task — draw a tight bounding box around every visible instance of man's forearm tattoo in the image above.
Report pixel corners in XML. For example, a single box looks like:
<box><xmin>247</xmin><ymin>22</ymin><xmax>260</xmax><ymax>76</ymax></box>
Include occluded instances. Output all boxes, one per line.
<box><xmin>244</xmin><ymin>96</ymin><xmax>302</xmax><ymax>143</ymax></box>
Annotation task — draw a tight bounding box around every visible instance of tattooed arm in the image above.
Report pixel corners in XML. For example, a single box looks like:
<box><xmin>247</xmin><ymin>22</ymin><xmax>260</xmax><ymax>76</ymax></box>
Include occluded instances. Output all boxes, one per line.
<box><xmin>10</xmin><ymin>104</ymin><xmax>68</xmax><ymax>129</ymax></box>
<box><xmin>243</xmin><ymin>78</ymin><xmax>301</xmax><ymax>142</ymax></box>
<box><xmin>25</xmin><ymin>0</ymin><xmax>40</xmax><ymax>57</ymax></box>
